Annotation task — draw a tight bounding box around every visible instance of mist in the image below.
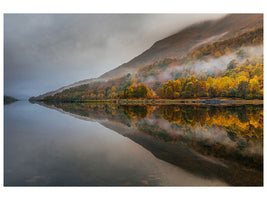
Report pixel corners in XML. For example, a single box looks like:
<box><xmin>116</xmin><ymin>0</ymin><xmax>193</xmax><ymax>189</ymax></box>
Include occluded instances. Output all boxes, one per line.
<box><xmin>190</xmin><ymin>45</ymin><xmax>263</xmax><ymax>74</ymax></box>
<box><xmin>143</xmin><ymin>45</ymin><xmax>263</xmax><ymax>84</ymax></box>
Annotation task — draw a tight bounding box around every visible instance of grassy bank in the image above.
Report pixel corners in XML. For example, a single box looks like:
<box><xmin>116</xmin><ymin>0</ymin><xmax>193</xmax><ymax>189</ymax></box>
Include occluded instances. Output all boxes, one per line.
<box><xmin>39</xmin><ymin>98</ymin><xmax>263</xmax><ymax>105</ymax></box>
<box><xmin>113</xmin><ymin>99</ymin><xmax>263</xmax><ymax>105</ymax></box>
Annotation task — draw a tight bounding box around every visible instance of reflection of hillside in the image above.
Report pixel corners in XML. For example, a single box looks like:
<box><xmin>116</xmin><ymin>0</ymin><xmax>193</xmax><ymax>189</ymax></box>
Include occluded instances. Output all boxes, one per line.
<box><xmin>119</xmin><ymin>105</ymin><xmax>156</xmax><ymax>119</ymax></box>
<box><xmin>157</xmin><ymin>105</ymin><xmax>263</xmax><ymax>138</ymax></box>
<box><xmin>43</xmin><ymin>102</ymin><xmax>263</xmax><ymax>186</ymax></box>
<box><xmin>102</xmin><ymin>120</ymin><xmax>262</xmax><ymax>186</ymax></box>
<box><xmin>45</xmin><ymin>102</ymin><xmax>131</xmax><ymax>125</ymax></box>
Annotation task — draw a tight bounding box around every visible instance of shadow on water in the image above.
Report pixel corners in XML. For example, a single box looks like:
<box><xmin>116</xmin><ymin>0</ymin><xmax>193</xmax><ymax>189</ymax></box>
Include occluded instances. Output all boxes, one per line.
<box><xmin>42</xmin><ymin>102</ymin><xmax>263</xmax><ymax>186</ymax></box>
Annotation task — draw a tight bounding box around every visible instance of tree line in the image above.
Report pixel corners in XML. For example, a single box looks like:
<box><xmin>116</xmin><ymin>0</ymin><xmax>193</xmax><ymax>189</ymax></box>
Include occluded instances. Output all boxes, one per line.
<box><xmin>156</xmin><ymin>64</ymin><xmax>263</xmax><ymax>99</ymax></box>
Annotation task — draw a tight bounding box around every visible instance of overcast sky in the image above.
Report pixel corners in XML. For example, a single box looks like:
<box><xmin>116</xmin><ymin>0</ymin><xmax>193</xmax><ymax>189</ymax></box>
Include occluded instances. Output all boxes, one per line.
<box><xmin>4</xmin><ymin>14</ymin><xmax>226</xmax><ymax>99</ymax></box>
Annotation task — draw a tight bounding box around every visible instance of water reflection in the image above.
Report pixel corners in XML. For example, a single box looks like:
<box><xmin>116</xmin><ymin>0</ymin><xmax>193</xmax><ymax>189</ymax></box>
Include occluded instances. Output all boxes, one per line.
<box><xmin>43</xmin><ymin>102</ymin><xmax>263</xmax><ymax>186</ymax></box>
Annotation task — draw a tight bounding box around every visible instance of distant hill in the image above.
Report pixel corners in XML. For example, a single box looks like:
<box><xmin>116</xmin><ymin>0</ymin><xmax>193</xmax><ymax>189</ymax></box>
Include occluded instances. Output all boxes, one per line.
<box><xmin>4</xmin><ymin>95</ymin><xmax>18</xmax><ymax>104</ymax></box>
<box><xmin>30</xmin><ymin>14</ymin><xmax>263</xmax><ymax>101</ymax></box>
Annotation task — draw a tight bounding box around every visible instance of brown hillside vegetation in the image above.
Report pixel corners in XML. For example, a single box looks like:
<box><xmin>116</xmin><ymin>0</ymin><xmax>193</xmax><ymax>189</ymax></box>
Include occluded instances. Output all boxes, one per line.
<box><xmin>100</xmin><ymin>14</ymin><xmax>263</xmax><ymax>79</ymax></box>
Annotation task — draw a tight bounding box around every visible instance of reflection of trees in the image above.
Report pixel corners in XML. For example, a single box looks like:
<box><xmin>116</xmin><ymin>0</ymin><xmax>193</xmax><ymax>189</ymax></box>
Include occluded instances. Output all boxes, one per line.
<box><xmin>46</xmin><ymin>102</ymin><xmax>263</xmax><ymax>140</ymax></box>
<box><xmin>119</xmin><ymin>105</ymin><xmax>148</xmax><ymax>118</ymax></box>
<box><xmin>47</xmin><ymin>102</ymin><xmax>263</xmax><ymax>140</ymax></box>
<box><xmin>119</xmin><ymin>105</ymin><xmax>155</xmax><ymax>119</ymax></box>
<box><xmin>148</xmin><ymin>105</ymin><xmax>263</xmax><ymax>171</ymax></box>
<box><xmin>157</xmin><ymin>105</ymin><xmax>263</xmax><ymax>138</ymax></box>
<box><xmin>46</xmin><ymin>102</ymin><xmax>132</xmax><ymax>125</ymax></box>
<box><xmin>157</xmin><ymin>106</ymin><xmax>209</xmax><ymax>127</ymax></box>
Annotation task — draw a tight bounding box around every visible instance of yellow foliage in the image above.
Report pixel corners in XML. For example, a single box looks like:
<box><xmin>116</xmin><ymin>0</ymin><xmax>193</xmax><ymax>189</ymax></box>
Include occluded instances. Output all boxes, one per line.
<box><xmin>237</xmin><ymin>76</ymin><xmax>249</xmax><ymax>84</ymax></box>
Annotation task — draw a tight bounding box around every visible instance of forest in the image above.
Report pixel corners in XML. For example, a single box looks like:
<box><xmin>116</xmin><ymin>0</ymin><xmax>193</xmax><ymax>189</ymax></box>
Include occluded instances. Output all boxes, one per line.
<box><xmin>156</xmin><ymin>62</ymin><xmax>263</xmax><ymax>99</ymax></box>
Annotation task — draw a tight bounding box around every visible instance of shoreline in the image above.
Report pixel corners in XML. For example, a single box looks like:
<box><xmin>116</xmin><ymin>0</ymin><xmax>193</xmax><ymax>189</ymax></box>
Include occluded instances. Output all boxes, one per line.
<box><xmin>32</xmin><ymin>98</ymin><xmax>264</xmax><ymax>105</ymax></box>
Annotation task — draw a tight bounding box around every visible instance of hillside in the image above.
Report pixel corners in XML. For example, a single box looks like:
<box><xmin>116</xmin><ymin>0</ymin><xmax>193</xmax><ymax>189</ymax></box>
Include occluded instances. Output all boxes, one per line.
<box><xmin>100</xmin><ymin>14</ymin><xmax>263</xmax><ymax>79</ymax></box>
<box><xmin>30</xmin><ymin>14</ymin><xmax>263</xmax><ymax>101</ymax></box>
<box><xmin>4</xmin><ymin>95</ymin><xmax>18</xmax><ymax>104</ymax></box>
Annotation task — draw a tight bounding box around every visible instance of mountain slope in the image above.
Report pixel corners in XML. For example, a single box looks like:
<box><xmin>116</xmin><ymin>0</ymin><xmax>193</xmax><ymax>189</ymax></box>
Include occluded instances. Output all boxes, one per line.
<box><xmin>99</xmin><ymin>14</ymin><xmax>263</xmax><ymax>79</ymax></box>
<box><xmin>31</xmin><ymin>14</ymin><xmax>263</xmax><ymax>100</ymax></box>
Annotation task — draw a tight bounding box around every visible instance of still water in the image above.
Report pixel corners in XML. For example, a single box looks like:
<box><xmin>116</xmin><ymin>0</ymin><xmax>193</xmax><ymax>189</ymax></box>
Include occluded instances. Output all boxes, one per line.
<box><xmin>4</xmin><ymin>101</ymin><xmax>263</xmax><ymax>186</ymax></box>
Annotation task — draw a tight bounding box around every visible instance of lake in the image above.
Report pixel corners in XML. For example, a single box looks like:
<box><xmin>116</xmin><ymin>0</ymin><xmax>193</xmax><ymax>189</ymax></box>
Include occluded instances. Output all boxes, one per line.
<box><xmin>4</xmin><ymin>101</ymin><xmax>263</xmax><ymax>186</ymax></box>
